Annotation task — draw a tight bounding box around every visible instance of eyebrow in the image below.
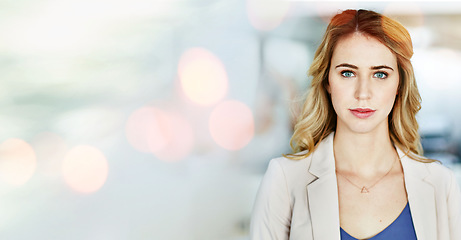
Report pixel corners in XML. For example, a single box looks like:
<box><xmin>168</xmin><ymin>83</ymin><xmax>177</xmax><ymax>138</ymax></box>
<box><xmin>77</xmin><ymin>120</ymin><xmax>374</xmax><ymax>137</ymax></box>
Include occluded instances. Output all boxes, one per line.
<box><xmin>371</xmin><ymin>65</ymin><xmax>394</xmax><ymax>71</ymax></box>
<box><xmin>335</xmin><ymin>63</ymin><xmax>358</xmax><ymax>69</ymax></box>
<box><xmin>335</xmin><ymin>63</ymin><xmax>394</xmax><ymax>71</ymax></box>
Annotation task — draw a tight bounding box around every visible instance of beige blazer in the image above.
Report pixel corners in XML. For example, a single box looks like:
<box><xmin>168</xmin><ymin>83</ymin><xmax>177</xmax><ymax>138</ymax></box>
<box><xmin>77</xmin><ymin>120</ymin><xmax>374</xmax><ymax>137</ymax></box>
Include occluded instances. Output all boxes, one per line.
<box><xmin>250</xmin><ymin>132</ymin><xmax>461</xmax><ymax>240</ymax></box>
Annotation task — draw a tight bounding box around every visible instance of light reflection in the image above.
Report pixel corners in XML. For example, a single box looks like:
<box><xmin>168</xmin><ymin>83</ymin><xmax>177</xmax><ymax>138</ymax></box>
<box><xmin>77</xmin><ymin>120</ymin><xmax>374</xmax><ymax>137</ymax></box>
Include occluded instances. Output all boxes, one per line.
<box><xmin>0</xmin><ymin>0</ymin><xmax>178</xmax><ymax>55</ymax></box>
<box><xmin>126</xmin><ymin>107</ymin><xmax>170</xmax><ymax>153</ymax></box>
<box><xmin>209</xmin><ymin>100</ymin><xmax>254</xmax><ymax>150</ymax></box>
<box><xmin>178</xmin><ymin>48</ymin><xmax>228</xmax><ymax>106</ymax></box>
<box><xmin>152</xmin><ymin>112</ymin><xmax>194</xmax><ymax>162</ymax></box>
<box><xmin>246</xmin><ymin>0</ymin><xmax>291</xmax><ymax>31</ymax></box>
<box><xmin>1</xmin><ymin>1</ymin><xmax>91</xmax><ymax>54</ymax></box>
<box><xmin>62</xmin><ymin>145</ymin><xmax>109</xmax><ymax>194</ymax></box>
<box><xmin>126</xmin><ymin>107</ymin><xmax>194</xmax><ymax>162</ymax></box>
<box><xmin>0</xmin><ymin>138</ymin><xmax>37</xmax><ymax>186</ymax></box>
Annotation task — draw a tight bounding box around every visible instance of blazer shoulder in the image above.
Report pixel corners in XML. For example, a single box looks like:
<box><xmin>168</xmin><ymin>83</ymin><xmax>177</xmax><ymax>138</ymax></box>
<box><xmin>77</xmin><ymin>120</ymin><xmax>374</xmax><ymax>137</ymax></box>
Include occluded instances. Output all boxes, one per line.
<box><xmin>404</xmin><ymin>156</ymin><xmax>452</xmax><ymax>176</ymax></box>
<box><xmin>420</xmin><ymin>160</ymin><xmax>457</xmax><ymax>191</ymax></box>
<box><xmin>424</xmin><ymin>161</ymin><xmax>455</xmax><ymax>178</ymax></box>
<box><xmin>267</xmin><ymin>150</ymin><xmax>315</xmax><ymax>186</ymax></box>
<box><xmin>270</xmin><ymin>150</ymin><xmax>312</xmax><ymax>172</ymax></box>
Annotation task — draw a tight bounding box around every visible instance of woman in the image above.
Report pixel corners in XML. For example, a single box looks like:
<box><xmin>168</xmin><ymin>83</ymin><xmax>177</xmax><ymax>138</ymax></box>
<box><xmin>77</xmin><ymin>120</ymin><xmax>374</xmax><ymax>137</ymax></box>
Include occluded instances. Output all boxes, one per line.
<box><xmin>250</xmin><ymin>9</ymin><xmax>461</xmax><ymax>240</ymax></box>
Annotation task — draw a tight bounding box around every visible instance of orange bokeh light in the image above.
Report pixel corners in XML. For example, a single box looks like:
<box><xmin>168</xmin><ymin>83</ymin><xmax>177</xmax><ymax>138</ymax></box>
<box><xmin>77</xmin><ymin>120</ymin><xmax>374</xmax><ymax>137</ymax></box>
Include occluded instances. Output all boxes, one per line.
<box><xmin>0</xmin><ymin>138</ymin><xmax>37</xmax><ymax>186</ymax></box>
<box><xmin>178</xmin><ymin>48</ymin><xmax>228</xmax><ymax>106</ymax></box>
<box><xmin>209</xmin><ymin>100</ymin><xmax>255</xmax><ymax>150</ymax></box>
<box><xmin>62</xmin><ymin>145</ymin><xmax>109</xmax><ymax>194</ymax></box>
<box><xmin>126</xmin><ymin>107</ymin><xmax>171</xmax><ymax>153</ymax></box>
<box><xmin>246</xmin><ymin>0</ymin><xmax>291</xmax><ymax>31</ymax></box>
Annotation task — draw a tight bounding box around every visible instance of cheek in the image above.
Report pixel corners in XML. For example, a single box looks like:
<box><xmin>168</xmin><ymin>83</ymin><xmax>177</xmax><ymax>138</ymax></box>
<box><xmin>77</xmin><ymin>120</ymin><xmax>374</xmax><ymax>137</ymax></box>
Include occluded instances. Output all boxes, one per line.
<box><xmin>329</xmin><ymin>83</ymin><xmax>349</xmax><ymax>102</ymax></box>
<box><xmin>329</xmin><ymin>86</ymin><xmax>347</xmax><ymax>112</ymax></box>
<box><xmin>381</xmin><ymin>87</ymin><xmax>399</xmax><ymax>110</ymax></box>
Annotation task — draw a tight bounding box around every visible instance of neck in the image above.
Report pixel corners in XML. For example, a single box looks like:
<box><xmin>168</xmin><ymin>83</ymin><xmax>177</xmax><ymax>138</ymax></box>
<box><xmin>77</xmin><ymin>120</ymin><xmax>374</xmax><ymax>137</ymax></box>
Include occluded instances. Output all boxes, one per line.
<box><xmin>333</xmin><ymin>127</ymin><xmax>397</xmax><ymax>177</ymax></box>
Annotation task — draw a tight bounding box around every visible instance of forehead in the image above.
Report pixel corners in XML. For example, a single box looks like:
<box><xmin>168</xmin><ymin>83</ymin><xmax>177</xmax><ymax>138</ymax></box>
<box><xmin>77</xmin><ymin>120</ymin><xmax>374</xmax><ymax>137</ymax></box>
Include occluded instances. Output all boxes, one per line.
<box><xmin>330</xmin><ymin>33</ymin><xmax>397</xmax><ymax>68</ymax></box>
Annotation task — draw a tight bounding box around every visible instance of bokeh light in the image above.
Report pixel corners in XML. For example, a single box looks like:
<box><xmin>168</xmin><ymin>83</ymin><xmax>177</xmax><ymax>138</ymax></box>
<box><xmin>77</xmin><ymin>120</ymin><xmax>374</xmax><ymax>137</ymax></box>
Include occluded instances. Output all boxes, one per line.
<box><xmin>246</xmin><ymin>0</ymin><xmax>291</xmax><ymax>31</ymax></box>
<box><xmin>209</xmin><ymin>100</ymin><xmax>255</xmax><ymax>150</ymax></box>
<box><xmin>0</xmin><ymin>138</ymin><xmax>37</xmax><ymax>186</ymax></box>
<box><xmin>126</xmin><ymin>106</ymin><xmax>194</xmax><ymax>162</ymax></box>
<box><xmin>178</xmin><ymin>48</ymin><xmax>228</xmax><ymax>106</ymax></box>
<box><xmin>152</xmin><ymin>112</ymin><xmax>194</xmax><ymax>162</ymax></box>
<box><xmin>126</xmin><ymin>107</ymin><xmax>171</xmax><ymax>153</ymax></box>
<box><xmin>62</xmin><ymin>145</ymin><xmax>109</xmax><ymax>194</ymax></box>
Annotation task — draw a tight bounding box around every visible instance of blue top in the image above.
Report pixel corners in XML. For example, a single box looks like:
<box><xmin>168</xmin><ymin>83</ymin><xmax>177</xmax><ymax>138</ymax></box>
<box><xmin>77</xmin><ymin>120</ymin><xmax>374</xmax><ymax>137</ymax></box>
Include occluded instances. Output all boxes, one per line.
<box><xmin>340</xmin><ymin>202</ymin><xmax>417</xmax><ymax>240</ymax></box>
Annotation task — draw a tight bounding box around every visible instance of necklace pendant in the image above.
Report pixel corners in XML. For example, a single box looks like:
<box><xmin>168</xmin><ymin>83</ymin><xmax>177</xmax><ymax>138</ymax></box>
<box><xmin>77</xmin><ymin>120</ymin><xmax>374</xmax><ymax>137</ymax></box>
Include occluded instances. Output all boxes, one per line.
<box><xmin>361</xmin><ymin>187</ymin><xmax>369</xmax><ymax>193</ymax></box>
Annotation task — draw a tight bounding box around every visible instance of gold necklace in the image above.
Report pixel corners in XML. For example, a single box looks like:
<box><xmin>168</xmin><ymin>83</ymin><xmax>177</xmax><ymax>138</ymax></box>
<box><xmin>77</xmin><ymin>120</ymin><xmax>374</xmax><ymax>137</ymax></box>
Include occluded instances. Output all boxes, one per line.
<box><xmin>336</xmin><ymin>156</ymin><xmax>397</xmax><ymax>193</ymax></box>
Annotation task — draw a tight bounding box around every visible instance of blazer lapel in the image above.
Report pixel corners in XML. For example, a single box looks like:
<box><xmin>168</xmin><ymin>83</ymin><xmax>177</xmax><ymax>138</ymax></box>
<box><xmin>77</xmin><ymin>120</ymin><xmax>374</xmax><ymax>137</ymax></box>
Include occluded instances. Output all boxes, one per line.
<box><xmin>303</xmin><ymin>134</ymin><xmax>437</xmax><ymax>240</ymax></box>
<box><xmin>306</xmin><ymin>133</ymin><xmax>341</xmax><ymax>240</ymax></box>
<box><xmin>398</xmin><ymin>148</ymin><xmax>437</xmax><ymax>240</ymax></box>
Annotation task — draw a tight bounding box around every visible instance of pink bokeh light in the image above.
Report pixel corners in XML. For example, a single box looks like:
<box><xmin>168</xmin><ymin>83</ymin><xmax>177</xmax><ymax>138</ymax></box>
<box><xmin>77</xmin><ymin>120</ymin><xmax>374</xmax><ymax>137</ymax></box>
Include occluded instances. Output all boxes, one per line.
<box><xmin>126</xmin><ymin>107</ymin><xmax>171</xmax><ymax>153</ymax></box>
<box><xmin>152</xmin><ymin>111</ymin><xmax>194</xmax><ymax>162</ymax></box>
<box><xmin>126</xmin><ymin>106</ymin><xmax>194</xmax><ymax>162</ymax></box>
<box><xmin>209</xmin><ymin>100</ymin><xmax>255</xmax><ymax>150</ymax></box>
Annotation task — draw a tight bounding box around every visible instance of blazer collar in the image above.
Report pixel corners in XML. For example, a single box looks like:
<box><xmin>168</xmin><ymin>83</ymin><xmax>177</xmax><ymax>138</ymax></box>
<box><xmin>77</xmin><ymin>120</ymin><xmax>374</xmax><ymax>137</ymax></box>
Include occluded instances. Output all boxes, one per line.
<box><xmin>308</xmin><ymin>132</ymin><xmax>336</xmax><ymax>178</ymax></box>
<box><xmin>398</xmin><ymin>148</ymin><xmax>437</xmax><ymax>240</ymax></box>
<box><xmin>306</xmin><ymin>132</ymin><xmax>341</xmax><ymax>239</ymax></box>
<box><xmin>305</xmin><ymin>133</ymin><xmax>437</xmax><ymax>240</ymax></box>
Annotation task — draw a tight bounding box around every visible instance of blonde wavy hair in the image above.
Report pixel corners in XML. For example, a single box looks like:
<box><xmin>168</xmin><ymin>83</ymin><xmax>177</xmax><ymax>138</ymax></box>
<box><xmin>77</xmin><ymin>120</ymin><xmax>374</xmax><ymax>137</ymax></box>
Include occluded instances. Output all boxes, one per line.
<box><xmin>285</xmin><ymin>9</ymin><xmax>432</xmax><ymax>162</ymax></box>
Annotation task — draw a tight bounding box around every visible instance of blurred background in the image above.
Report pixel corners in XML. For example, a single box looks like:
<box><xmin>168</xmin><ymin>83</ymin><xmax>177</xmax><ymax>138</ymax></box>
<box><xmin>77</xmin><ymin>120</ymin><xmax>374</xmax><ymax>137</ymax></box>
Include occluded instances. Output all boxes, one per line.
<box><xmin>0</xmin><ymin>0</ymin><xmax>460</xmax><ymax>239</ymax></box>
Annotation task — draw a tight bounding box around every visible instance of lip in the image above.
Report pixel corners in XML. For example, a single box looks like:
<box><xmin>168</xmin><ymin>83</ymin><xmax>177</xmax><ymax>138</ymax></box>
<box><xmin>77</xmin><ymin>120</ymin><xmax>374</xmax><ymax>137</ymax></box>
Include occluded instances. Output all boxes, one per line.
<box><xmin>349</xmin><ymin>108</ymin><xmax>376</xmax><ymax>119</ymax></box>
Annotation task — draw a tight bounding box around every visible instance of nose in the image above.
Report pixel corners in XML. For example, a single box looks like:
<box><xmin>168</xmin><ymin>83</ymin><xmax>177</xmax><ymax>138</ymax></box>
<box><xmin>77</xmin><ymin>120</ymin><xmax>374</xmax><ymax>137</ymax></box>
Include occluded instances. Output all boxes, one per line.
<box><xmin>354</xmin><ymin>77</ymin><xmax>371</xmax><ymax>100</ymax></box>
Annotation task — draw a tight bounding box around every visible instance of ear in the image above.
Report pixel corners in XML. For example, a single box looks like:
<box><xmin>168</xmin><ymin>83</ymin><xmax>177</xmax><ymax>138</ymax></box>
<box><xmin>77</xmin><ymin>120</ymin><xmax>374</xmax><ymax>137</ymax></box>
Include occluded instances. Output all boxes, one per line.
<box><xmin>325</xmin><ymin>74</ymin><xmax>332</xmax><ymax>94</ymax></box>
<box><xmin>326</xmin><ymin>82</ymin><xmax>331</xmax><ymax>94</ymax></box>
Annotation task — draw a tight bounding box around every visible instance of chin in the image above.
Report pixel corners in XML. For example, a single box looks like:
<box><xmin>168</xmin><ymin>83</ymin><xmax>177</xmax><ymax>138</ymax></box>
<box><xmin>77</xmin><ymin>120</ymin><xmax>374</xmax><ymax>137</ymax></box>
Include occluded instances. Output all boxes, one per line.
<box><xmin>338</xmin><ymin>113</ymin><xmax>388</xmax><ymax>132</ymax></box>
<box><xmin>345</xmin><ymin>120</ymin><xmax>388</xmax><ymax>135</ymax></box>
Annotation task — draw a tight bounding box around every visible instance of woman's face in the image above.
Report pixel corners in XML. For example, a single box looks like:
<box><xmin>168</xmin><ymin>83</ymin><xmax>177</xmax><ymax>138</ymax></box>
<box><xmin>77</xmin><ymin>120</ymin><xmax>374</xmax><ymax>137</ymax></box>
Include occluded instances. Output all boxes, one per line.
<box><xmin>327</xmin><ymin>33</ymin><xmax>399</xmax><ymax>135</ymax></box>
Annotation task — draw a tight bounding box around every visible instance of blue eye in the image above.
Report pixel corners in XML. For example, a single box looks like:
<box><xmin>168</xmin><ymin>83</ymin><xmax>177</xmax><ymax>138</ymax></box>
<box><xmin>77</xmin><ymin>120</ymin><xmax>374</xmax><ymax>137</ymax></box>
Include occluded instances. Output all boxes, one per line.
<box><xmin>374</xmin><ymin>72</ymin><xmax>388</xmax><ymax>79</ymax></box>
<box><xmin>341</xmin><ymin>71</ymin><xmax>355</xmax><ymax>78</ymax></box>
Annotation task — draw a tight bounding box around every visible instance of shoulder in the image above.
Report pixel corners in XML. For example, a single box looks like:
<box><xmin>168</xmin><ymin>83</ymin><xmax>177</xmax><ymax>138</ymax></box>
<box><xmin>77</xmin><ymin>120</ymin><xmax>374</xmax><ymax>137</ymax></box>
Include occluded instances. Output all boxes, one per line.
<box><xmin>254</xmin><ymin>152</ymin><xmax>314</xmax><ymax>207</ymax></box>
<box><xmin>402</xmin><ymin>153</ymin><xmax>453</xmax><ymax>177</ymax></box>
<box><xmin>426</xmin><ymin>161</ymin><xmax>458</xmax><ymax>189</ymax></box>
<box><xmin>408</xmin><ymin>159</ymin><xmax>457</xmax><ymax>190</ymax></box>
<box><xmin>268</xmin><ymin>151</ymin><xmax>312</xmax><ymax>176</ymax></box>
<box><xmin>424</xmin><ymin>161</ymin><xmax>454</xmax><ymax>176</ymax></box>
<box><xmin>265</xmin><ymin>150</ymin><xmax>316</xmax><ymax>187</ymax></box>
<box><xmin>270</xmin><ymin>150</ymin><xmax>312</xmax><ymax>169</ymax></box>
